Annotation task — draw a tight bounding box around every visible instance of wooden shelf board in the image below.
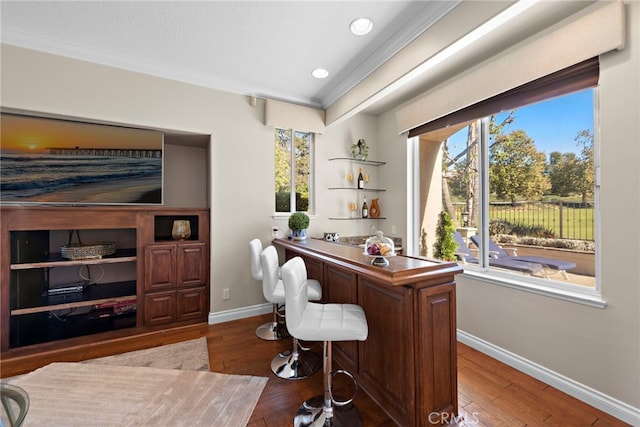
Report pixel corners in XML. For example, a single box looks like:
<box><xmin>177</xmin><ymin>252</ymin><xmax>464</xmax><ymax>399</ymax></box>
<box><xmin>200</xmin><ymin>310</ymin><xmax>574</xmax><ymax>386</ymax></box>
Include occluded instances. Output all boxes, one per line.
<box><xmin>10</xmin><ymin>249</ymin><xmax>136</xmax><ymax>270</ymax></box>
<box><xmin>329</xmin><ymin>217</ymin><xmax>387</xmax><ymax>220</ymax></box>
<box><xmin>328</xmin><ymin>157</ymin><xmax>386</xmax><ymax>166</ymax></box>
<box><xmin>11</xmin><ymin>281</ymin><xmax>136</xmax><ymax>315</ymax></box>
<box><xmin>328</xmin><ymin>187</ymin><xmax>386</xmax><ymax>192</ymax></box>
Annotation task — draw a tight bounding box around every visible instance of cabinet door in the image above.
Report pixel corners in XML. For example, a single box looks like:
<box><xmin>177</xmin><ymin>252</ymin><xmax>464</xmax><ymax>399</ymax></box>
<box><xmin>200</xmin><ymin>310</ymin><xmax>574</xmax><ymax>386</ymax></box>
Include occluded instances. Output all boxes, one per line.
<box><xmin>177</xmin><ymin>286</ymin><xmax>207</xmax><ymax>321</ymax></box>
<box><xmin>144</xmin><ymin>290</ymin><xmax>176</xmax><ymax>325</ymax></box>
<box><xmin>177</xmin><ymin>243</ymin><xmax>207</xmax><ymax>287</ymax></box>
<box><xmin>144</xmin><ymin>245</ymin><xmax>177</xmax><ymax>291</ymax></box>
<box><xmin>416</xmin><ymin>283</ymin><xmax>457</xmax><ymax>425</ymax></box>
<box><xmin>324</xmin><ymin>264</ymin><xmax>358</xmax><ymax>373</ymax></box>
<box><xmin>358</xmin><ymin>277</ymin><xmax>415</xmax><ymax>426</ymax></box>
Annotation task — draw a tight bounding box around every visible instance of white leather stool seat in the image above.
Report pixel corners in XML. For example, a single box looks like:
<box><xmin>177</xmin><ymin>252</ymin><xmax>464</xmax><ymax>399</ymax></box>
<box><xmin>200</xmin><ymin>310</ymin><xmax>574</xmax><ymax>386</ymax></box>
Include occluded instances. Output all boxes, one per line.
<box><xmin>291</xmin><ymin>303</ymin><xmax>368</xmax><ymax>342</ymax></box>
<box><xmin>307</xmin><ymin>282</ymin><xmax>322</xmax><ymax>301</ymax></box>
<box><xmin>269</xmin><ymin>280</ymin><xmax>322</xmax><ymax>302</ymax></box>
<box><xmin>249</xmin><ymin>239</ymin><xmax>264</xmax><ymax>282</ymax></box>
<box><xmin>262</xmin><ymin>246</ymin><xmax>321</xmax><ymax>304</ymax></box>
<box><xmin>281</xmin><ymin>256</ymin><xmax>367</xmax><ymax>343</ymax></box>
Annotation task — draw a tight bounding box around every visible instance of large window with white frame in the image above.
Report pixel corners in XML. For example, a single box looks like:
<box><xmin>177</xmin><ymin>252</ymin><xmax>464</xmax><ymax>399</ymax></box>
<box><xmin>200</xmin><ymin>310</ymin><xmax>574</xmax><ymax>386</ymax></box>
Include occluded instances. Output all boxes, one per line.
<box><xmin>414</xmin><ymin>58</ymin><xmax>600</xmax><ymax>301</ymax></box>
<box><xmin>274</xmin><ymin>128</ymin><xmax>314</xmax><ymax>214</ymax></box>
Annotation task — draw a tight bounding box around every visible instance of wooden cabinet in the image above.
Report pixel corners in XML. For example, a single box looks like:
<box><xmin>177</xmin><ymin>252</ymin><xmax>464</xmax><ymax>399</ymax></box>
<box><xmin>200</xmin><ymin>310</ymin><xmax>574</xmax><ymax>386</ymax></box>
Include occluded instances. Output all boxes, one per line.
<box><xmin>177</xmin><ymin>286</ymin><xmax>208</xmax><ymax>321</ymax></box>
<box><xmin>177</xmin><ymin>244</ymin><xmax>208</xmax><ymax>287</ymax></box>
<box><xmin>275</xmin><ymin>237</ymin><xmax>461</xmax><ymax>426</ymax></box>
<box><xmin>144</xmin><ymin>290</ymin><xmax>176</xmax><ymax>325</ymax></box>
<box><xmin>145</xmin><ymin>245</ymin><xmax>177</xmax><ymax>291</ymax></box>
<box><xmin>143</xmin><ymin>242</ymin><xmax>208</xmax><ymax>325</ymax></box>
<box><xmin>0</xmin><ymin>206</ymin><xmax>209</xmax><ymax>376</ymax></box>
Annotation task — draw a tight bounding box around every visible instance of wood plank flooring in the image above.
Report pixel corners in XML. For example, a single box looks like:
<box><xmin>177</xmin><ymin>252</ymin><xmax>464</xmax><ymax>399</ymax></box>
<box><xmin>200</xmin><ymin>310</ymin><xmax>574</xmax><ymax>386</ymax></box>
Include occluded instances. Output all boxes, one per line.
<box><xmin>204</xmin><ymin>314</ymin><xmax>628</xmax><ymax>427</ymax></box>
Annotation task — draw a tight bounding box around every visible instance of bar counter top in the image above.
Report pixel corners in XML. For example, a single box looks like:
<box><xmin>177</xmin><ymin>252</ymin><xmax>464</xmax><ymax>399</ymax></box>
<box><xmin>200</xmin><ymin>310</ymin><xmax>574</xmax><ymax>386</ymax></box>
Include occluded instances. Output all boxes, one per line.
<box><xmin>273</xmin><ymin>237</ymin><xmax>461</xmax><ymax>287</ymax></box>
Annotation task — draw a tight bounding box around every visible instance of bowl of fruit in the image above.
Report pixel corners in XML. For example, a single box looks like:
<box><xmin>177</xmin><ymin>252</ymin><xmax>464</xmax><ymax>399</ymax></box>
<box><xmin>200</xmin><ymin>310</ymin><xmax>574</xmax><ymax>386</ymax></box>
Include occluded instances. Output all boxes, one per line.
<box><xmin>363</xmin><ymin>231</ymin><xmax>395</xmax><ymax>266</ymax></box>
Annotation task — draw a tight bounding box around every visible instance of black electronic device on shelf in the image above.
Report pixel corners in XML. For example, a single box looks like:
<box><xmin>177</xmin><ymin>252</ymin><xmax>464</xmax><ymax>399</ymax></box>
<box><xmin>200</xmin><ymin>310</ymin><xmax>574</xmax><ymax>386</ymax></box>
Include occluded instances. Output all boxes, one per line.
<box><xmin>46</xmin><ymin>280</ymin><xmax>90</xmax><ymax>296</ymax></box>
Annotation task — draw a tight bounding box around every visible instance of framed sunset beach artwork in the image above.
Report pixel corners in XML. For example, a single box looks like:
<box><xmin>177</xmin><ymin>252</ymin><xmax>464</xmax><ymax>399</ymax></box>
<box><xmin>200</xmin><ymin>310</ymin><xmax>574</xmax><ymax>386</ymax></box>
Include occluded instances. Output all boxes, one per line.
<box><xmin>0</xmin><ymin>113</ymin><xmax>164</xmax><ymax>205</ymax></box>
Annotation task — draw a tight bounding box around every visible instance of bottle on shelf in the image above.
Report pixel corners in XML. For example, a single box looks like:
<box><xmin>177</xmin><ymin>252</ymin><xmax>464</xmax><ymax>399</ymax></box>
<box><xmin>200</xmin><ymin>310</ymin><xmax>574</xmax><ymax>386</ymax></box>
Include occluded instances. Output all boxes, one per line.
<box><xmin>357</xmin><ymin>168</ymin><xmax>365</xmax><ymax>189</ymax></box>
<box><xmin>362</xmin><ymin>197</ymin><xmax>369</xmax><ymax>218</ymax></box>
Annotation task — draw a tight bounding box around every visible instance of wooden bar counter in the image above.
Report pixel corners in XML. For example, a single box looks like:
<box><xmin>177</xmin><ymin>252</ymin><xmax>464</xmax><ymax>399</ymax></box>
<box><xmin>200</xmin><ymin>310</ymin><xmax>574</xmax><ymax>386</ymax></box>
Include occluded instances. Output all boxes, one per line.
<box><xmin>273</xmin><ymin>237</ymin><xmax>462</xmax><ymax>426</ymax></box>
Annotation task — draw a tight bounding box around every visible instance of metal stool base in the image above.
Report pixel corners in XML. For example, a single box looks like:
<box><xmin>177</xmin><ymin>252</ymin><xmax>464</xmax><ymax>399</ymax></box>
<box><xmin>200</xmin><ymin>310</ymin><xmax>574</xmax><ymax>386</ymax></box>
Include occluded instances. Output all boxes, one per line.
<box><xmin>294</xmin><ymin>395</ymin><xmax>362</xmax><ymax>427</ymax></box>
<box><xmin>271</xmin><ymin>348</ymin><xmax>320</xmax><ymax>380</ymax></box>
<box><xmin>255</xmin><ymin>321</ymin><xmax>289</xmax><ymax>340</ymax></box>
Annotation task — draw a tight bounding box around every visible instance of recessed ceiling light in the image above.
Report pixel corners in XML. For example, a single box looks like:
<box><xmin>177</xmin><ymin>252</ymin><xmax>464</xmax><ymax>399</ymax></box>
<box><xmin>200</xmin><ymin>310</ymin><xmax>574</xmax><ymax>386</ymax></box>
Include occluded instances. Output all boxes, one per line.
<box><xmin>350</xmin><ymin>17</ymin><xmax>373</xmax><ymax>36</ymax></box>
<box><xmin>312</xmin><ymin>68</ymin><xmax>329</xmax><ymax>79</ymax></box>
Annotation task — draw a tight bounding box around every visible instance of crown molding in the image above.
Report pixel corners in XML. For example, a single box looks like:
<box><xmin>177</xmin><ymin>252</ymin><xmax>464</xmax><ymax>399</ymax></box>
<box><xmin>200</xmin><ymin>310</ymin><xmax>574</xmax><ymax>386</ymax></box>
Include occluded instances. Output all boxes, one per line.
<box><xmin>1</xmin><ymin>28</ymin><xmax>323</xmax><ymax>108</ymax></box>
<box><xmin>317</xmin><ymin>0</ymin><xmax>461</xmax><ymax>109</ymax></box>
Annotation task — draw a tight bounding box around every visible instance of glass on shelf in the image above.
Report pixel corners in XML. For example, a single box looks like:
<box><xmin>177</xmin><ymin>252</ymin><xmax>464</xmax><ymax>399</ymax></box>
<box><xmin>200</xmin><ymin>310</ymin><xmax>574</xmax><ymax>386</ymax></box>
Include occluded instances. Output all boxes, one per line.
<box><xmin>347</xmin><ymin>201</ymin><xmax>358</xmax><ymax>218</ymax></box>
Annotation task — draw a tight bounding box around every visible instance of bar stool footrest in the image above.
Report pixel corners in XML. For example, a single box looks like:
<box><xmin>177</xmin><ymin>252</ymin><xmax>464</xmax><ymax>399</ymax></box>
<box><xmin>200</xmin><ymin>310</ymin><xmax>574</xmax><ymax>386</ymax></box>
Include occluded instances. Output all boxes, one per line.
<box><xmin>330</xmin><ymin>369</ymin><xmax>358</xmax><ymax>406</ymax></box>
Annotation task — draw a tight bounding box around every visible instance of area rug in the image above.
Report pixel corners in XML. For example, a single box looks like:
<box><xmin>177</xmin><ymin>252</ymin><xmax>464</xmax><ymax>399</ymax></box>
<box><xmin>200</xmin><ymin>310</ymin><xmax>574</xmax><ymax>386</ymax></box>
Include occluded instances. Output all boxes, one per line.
<box><xmin>5</xmin><ymin>338</ymin><xmax>268</xmax><ymax>426</ymax></box>
<box><xmin>7</xmin><ymin>362</ymin><xmax>267</xmax><ymax>426</ymax></box>
<box><xmin>83</xmin><ymin>337</ymin><xmax>211</xmax><ymax>371</ymax></box>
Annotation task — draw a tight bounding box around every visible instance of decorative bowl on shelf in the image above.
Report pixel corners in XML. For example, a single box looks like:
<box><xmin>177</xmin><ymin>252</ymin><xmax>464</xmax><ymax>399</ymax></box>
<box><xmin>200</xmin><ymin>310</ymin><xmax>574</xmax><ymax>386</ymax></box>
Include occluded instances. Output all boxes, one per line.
<box><xmin>363</xmin><ymin>231</ymin><xmax>395</xmax><ymax>266</ymax></box>
<box><xmin>61</xmin><ymin>241</ymin><xmax>116</xmax><ymax>260</ymax></box>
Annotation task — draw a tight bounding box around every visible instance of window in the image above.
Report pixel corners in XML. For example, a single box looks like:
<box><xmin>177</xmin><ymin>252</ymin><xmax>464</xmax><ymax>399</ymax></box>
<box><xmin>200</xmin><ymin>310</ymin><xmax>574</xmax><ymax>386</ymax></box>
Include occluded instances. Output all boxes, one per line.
<box><xmin>413</xmin><ymin>59</ymin><xmax>601</xmax><ymax>304</ymax></box>
<box><xmin>274</xmin><ymin>128</ymin><xmax>314</xmax><ymax>213</ymax></box>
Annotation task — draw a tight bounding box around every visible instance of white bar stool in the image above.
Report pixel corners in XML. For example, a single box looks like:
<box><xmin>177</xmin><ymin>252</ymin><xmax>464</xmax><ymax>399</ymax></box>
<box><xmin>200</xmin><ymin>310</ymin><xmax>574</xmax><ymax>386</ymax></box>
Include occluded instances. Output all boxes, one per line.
<box><xmin>281</xmin><ymin>256</ymin><xmax>369</xmax><ymax>426</ymax></box>
<box><xmin>261</xmin><ymin>246</ymin><xmax>323</xmax><ymax>380</ymax></box>
<box><xmin>1</xmin><ymin>382</ymin><xmax>30</xmax><ymax>427</ymax></box>
<box><xmin>249</xmin><ymin>239</ymin><xmax>288</xmax><ymax>340</ymax></box>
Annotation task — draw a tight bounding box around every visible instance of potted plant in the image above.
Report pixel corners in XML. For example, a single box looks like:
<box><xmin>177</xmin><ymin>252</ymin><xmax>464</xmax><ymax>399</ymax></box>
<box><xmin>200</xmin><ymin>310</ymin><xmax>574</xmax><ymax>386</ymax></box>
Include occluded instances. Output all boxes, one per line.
<box><xmin>350</xmin><ymin>138</ymin><xmax>368</xmax><ymax>160</ymax></box>
<box><xmin>433</xmin><ymin>211</ymin><xmax>458</xmax><ymax>261</ymax></box>
<box><xmin>288</xmin><ymin>212</ymin><xmax>310</xmax><ymax>240</ymax></box>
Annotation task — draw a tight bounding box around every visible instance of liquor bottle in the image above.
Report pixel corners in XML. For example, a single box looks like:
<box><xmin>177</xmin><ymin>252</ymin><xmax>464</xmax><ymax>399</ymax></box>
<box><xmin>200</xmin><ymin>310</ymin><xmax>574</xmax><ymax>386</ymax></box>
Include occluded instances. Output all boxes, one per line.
<box><xmin>362</xmin><ymin>197</ymin><xmax>369</xmax><ymax>218</ymax></box>
<box><xmin>357</xmin><ymin>168</ymin><xmax>365</xmax><ymax>189</ymax></box>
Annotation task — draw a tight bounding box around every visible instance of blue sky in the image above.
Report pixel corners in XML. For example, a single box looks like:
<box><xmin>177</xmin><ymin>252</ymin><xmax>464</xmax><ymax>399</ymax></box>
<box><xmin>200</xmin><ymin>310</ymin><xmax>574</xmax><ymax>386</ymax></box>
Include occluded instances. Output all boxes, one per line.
<box><xmin>449</xmin><ymin>88</ymin><xmax>594</xmax><ymax>156</ymax></box>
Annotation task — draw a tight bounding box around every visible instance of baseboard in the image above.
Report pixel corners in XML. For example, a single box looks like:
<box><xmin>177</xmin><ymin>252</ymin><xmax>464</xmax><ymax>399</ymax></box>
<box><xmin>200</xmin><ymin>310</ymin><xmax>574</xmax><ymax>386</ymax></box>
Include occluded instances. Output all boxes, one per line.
<box><xmin>208</xmin><ymin>303</ymin><xmax>272</xmax><ymax>325</ymax></box>
<box><xmin>457</xmin><ymin>330</ymin><xmax>640</xmax><ymax>426</ymax></box>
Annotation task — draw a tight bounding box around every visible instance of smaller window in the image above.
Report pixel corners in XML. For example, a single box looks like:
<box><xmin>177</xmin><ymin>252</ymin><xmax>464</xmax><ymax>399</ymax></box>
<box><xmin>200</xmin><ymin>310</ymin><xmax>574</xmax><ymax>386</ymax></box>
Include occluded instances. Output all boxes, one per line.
<box><xmin>274</xmin><ymin>128</ymin><xmax>314</xmax><ymax>213</ymax></box>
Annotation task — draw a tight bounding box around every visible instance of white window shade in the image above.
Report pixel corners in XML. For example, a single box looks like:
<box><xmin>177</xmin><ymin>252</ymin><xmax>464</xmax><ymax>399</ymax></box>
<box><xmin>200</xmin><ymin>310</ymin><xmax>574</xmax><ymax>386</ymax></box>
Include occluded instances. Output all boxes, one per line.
<box><xmin>264</xmin><ymin>98</ymin><xmax>325</xmax><ymax>134</ymax></box>
<box><xmin>396</xmin><ymin>1</ymin><xmax>625</xmax><ymax>135</ymax></box>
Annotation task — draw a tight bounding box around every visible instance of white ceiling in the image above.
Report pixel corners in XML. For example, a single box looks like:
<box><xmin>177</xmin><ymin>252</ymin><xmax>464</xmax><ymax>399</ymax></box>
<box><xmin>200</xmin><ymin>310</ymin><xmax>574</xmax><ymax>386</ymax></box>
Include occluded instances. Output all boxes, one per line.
<box><xmin>0</xmin><ymin>0</ymin><xmax>460</xmax><ymax>110</ymax></box>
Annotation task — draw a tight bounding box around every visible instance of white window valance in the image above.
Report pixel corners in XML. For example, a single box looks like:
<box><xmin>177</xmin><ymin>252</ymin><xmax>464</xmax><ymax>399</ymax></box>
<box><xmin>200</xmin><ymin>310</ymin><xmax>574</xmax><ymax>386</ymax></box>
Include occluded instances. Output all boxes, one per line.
<box><xmin>264</xmin><ymin>98</ymin><xmax>325</xmax><ymax>134</ymax></box>
<box><xmin>396</xmin><ymin>1</ymin><xmax>625</xmax><ymax>135</ymax></box>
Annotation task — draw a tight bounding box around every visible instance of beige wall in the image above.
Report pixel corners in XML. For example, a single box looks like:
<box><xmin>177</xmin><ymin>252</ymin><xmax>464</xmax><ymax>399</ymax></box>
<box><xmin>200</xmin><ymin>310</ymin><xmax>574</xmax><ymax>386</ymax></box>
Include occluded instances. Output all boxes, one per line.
<box><xmin>163</xmin><ymin>142</ymin><xmax>208</xmax><ymax>207</ymax></box>
<box><xmin>375</xmin><ymin>0</ymin><xmax>640</xmax><ymax>414</ymax></box>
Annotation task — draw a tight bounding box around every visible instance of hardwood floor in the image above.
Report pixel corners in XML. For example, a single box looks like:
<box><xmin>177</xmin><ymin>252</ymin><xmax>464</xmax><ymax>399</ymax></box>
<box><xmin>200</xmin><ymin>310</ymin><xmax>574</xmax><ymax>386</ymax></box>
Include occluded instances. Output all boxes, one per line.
<box><xmin>204</xmin><ymin>314</ymin><xmax>627</xmax><ymax>427</ymax></box>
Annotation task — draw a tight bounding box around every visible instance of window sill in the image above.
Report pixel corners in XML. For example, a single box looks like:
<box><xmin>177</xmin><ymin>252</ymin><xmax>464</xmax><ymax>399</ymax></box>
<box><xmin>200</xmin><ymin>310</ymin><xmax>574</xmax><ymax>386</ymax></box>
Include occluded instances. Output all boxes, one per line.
<box><xmin>271</xmin><ymin>213</ymin><xmax>318</xmax><ymax>220</ymax></box>
<box><xmin>457</xmin><ymin>267</ymin><xmax>607</xmax><ymax>309</ymax></box>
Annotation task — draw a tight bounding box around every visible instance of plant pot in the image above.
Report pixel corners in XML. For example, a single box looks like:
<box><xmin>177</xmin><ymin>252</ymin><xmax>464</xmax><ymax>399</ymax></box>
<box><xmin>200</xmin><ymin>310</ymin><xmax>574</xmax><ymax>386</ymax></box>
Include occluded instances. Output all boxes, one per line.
<box><xmin>291</xmin><ymin>229</ymin><xmax>307</xmax><ymax>240</ymax></box>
